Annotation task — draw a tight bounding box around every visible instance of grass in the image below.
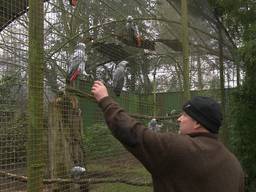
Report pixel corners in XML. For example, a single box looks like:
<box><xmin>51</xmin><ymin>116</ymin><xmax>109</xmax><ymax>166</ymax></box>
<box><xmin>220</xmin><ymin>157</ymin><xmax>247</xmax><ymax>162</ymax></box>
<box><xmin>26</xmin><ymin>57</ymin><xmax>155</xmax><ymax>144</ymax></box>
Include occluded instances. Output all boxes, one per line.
<box><xmin>89</xmin><ymin>183</ymin><xmax>152</xmax><ymax>192</ymax></box>
<box><xmin>86</xmin><ymin>158</ymin><xmax>153</xmax><ymax>192</ymax></box>
<box><xmin>84</xmin><ymin>123</ymin><xmax>153</xmax><ymax>191</ymax></box>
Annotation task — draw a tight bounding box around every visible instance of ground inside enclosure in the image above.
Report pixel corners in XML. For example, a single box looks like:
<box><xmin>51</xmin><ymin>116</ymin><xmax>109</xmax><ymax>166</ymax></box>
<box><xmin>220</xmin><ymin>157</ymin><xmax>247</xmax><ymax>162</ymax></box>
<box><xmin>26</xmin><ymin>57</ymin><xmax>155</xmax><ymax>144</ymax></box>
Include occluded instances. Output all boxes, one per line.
<box><xmin>0</xmin><ymin>154</ymin><xmax>152</xmax><ymax>192</ymax></box>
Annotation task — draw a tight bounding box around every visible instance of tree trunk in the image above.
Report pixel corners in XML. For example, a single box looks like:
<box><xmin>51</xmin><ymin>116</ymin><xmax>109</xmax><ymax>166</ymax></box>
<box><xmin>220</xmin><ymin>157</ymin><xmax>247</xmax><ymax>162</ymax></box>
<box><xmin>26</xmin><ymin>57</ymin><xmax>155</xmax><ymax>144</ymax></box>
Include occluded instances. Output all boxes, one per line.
<box><xmin>48</xmin><ymin>93</ymin><xmax>88</xmax><ymax>192</ymax></box>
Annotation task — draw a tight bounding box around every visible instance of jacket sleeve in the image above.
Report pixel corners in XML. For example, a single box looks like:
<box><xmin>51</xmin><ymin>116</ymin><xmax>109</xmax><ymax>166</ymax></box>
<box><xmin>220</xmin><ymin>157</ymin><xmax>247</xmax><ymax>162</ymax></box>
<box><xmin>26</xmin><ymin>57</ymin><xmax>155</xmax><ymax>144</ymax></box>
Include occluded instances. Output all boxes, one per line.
<box><xmin>98</xmin><ymin>96</ymin><xmax>191</xmax><ymax>174</ymax></box>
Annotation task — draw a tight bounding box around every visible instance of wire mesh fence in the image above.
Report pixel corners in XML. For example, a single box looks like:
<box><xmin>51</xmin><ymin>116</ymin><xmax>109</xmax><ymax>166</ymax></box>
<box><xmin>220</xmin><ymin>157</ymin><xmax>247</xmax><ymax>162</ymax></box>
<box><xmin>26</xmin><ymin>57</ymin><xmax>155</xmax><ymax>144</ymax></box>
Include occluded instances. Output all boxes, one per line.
<box><xmin>0</xmin><ymin>0</ymin><xmax>240</xmax><ymax>191</ymax></box>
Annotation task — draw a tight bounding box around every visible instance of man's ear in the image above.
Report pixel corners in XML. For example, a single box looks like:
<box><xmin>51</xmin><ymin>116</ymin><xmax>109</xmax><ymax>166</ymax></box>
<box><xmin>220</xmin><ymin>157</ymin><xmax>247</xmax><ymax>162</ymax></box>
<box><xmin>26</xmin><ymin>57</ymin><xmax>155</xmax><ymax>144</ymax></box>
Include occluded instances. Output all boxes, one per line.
<box><xmin>194</xmin><ymin>121</ymin><xmax>201</xmax><ymax>129</ymax></box>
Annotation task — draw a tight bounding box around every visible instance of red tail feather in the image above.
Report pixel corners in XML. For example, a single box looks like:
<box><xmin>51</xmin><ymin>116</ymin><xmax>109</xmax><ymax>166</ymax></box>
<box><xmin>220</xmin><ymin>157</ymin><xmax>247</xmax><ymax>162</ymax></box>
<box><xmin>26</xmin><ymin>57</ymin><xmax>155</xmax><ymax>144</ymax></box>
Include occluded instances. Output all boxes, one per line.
<box><xmin>70</xmin><ymin>68</ymin><xmax>81</xmax><ymax>81</ymax></box>
<box><xmin>69</xmin><ymin>0</ymin><xmax>78</xmax><ymax>7</ymax></box>
<box><xmin>136</xmin><ymin>35</ymin><xmax>142</xmax><ymax>47</ymax></box>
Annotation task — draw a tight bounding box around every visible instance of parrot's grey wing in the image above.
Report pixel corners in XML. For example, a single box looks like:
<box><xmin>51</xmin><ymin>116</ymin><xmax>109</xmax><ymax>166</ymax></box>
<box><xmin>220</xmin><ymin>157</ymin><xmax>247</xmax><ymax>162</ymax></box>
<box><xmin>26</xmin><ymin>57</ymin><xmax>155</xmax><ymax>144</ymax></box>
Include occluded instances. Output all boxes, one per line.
<box><xmin>113</xmin><ymin>77</ymin><xmax>124</xmax><ymax>96</ymax></box>
<box><xmin>113</xmin><ymin>67</ymin><xmax>125</xmax><ymax>96</ymax></box>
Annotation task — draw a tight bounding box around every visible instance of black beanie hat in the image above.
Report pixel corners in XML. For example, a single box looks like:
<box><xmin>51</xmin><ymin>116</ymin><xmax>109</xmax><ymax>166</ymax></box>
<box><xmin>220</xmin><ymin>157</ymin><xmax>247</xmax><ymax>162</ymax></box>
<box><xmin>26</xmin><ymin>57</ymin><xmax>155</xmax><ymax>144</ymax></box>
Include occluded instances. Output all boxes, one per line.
<box><xmin>182</xmin><ymin>96</ymin><xmax>223</xmax><ymax>133</ymax></box>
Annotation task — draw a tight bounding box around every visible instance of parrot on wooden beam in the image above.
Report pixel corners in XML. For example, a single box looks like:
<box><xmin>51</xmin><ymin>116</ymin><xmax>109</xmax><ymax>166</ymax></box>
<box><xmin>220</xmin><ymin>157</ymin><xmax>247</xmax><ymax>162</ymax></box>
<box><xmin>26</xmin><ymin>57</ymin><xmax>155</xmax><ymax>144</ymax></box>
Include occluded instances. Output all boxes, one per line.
<box><xmin>125</xmin><ymin>15</ymin><xmax>142</xmax><ymax>47</ymax></box>
<box><xmin>67</xmin><ymin>43</ymin><xmax>86</xmax><ymax>84</ymax></box>
<box><xmin>112</xmin><ymin>60</ymin><xmax>128</xmax><ymax>97</ymax></box>
<box><xmin>70</xmin><ymin>166</ymin><xmax>86</xmax><ymax>180</ymax></box>
<box><xmin>148</xmin><ymin>118</ymin><xmax>163</xmax><ymax>132</ymax></box>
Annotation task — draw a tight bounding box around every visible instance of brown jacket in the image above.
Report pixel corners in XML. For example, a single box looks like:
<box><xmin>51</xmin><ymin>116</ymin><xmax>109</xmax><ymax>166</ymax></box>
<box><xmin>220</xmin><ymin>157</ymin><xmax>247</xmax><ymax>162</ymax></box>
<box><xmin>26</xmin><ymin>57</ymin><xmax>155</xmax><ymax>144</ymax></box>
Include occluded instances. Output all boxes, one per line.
<box><xmin>99</xmin><ymin>96</ymin><xmax>244</xmax><ymax>192</ymax></box>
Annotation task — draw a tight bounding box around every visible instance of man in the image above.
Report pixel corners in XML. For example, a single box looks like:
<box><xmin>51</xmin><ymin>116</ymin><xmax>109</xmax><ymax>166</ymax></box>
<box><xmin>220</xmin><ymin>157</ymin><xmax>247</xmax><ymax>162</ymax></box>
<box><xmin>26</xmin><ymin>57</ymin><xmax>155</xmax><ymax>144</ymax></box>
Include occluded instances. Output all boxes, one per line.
<box><xmin>91</xmin><ymin>80</ymin><xmax>244</xmax><ymax>192</ymax></box>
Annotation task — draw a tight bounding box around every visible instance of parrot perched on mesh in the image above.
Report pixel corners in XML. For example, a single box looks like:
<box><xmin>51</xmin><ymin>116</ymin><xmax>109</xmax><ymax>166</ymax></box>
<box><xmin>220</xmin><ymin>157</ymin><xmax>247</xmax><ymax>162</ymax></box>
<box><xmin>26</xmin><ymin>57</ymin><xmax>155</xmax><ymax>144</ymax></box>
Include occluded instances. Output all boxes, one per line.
<box><xmin>67</xmin><ymin>43</ymin><xmax>86</xmax><ymax>84</ymax></box>
<box><xmin>125</xmin><ymin>15</ymin><xmax>142</xmax><ymax>47</ymax></box>
<box><xmin>112</xmin><ymin>60</ymin><xmax>128</xmax><ymax>97</ymax></box>
<box><xmin>70</xmin><ymin>166</ymin><xmax>86</xmax><ymax>180</ymax></box>
<box><xmin>148</xmin><ymin>118</ymin><xmax>162</xmax><ymax>132</ymax></box>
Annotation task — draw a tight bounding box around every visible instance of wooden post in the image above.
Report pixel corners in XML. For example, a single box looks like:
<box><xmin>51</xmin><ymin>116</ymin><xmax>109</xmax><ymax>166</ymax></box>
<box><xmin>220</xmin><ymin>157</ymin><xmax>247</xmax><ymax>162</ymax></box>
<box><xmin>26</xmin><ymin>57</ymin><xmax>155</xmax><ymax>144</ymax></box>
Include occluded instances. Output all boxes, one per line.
<box><xmin>27</xmin><ymin>0</ymin><xmax>45</xmax><ymax>191</ymax></box>
<box><xmin>48</xmin><ymin>93</ymin><xmax>88</xmax><ymax>191</ymax></box>
<box><xmin>181</xmin><ymin>0</ymin><xmax>191</xmax><ymax>102</ymax></box>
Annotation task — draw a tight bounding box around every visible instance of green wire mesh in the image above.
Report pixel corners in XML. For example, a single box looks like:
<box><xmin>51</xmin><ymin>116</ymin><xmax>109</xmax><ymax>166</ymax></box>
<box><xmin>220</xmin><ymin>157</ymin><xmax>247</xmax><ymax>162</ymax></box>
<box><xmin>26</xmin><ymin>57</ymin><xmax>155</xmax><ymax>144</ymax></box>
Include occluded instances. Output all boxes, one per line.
<box><xmin>0</xmin><ymin>0</ymin><xmax>239</xmax><ymax>191</ymax></box>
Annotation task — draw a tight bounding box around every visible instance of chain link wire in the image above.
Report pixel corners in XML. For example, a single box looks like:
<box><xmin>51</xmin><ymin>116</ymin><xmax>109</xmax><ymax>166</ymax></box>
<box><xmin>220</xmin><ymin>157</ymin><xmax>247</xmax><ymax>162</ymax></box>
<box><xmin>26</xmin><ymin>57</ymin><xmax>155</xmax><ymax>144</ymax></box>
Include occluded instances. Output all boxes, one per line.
<box><xmin>0</xmin><ymin>0</ymin><xmax>238</xmax><ymax>191</ymax></box>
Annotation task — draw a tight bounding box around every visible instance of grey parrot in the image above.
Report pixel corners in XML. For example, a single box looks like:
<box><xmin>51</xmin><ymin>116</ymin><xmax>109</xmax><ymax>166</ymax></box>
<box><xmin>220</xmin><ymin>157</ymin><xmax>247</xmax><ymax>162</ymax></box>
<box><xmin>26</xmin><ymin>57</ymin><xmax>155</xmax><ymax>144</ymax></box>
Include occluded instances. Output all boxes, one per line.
<box><xmin>125</xmin><ymin>15</ymin><xmax>142</xmax><ymax>47</ymax></box>
<box><xmin>70</xmin><ymin>166</ymin><xmax>86</xmax><ymax>180</ymax></box>
<box><xmin>112</xmin><ymin>60</ymin><xmax>128</xmax><ymax>96</ymax></box>
<box><xmin>67</xmin><ymin>42</ymin><xmax>86</xmax><ymax>83</ymax></box>
<box><xmin>148</xmin><ymin>118</ymin><xmax>162</xmax><ymax>132</ymax></box>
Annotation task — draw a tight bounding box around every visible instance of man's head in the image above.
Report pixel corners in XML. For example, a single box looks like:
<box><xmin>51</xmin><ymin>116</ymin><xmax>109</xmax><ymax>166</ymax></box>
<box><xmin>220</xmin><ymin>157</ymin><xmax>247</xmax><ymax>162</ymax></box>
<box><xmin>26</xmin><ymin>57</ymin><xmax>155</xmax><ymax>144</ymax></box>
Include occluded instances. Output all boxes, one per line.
<box><xmin>178</xmin><ymin>96</ymin><xmax>222</xmax><ymax>134</ymax></box>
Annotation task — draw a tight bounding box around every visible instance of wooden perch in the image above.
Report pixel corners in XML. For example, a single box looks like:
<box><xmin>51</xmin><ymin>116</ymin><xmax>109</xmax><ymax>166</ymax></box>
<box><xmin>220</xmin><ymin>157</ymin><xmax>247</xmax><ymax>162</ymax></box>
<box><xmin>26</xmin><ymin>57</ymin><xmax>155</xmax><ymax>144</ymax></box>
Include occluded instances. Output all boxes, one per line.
<box><xmin>156</xmin><ymin>39</ymin><xmax>183</xmax><ymax>52</ymax></box>
<box><xmin>66</xmin><ymin>87</ymin><xmax>179</xmax><ymax>120</ymax></box>
<box><xmin>130</xmin><ymin>113</ymin><xmax>179</xmax><ymax>120</ymax></box>
<box><xmin>0</xmin><ymin>170</ymin><xmax>151</xmax><ymax>186</ymax></box>
<box><xmin>92</xmin><ymin>42</ymin><xmax>131</xmax><ymax>61</ymax></box>
<box><xmin>66</xmin><ymin>87</ymin><xmax>96</xmax><ymax>102</ymax></box>
<box><xmin>119</xmin><ymin>37</ymin><xmax>156</xmax><ymax>51</ymax></box>
<box><xmin>0</xmin><ymin>170</ymin><xmax>27</xmax><ymax>183</ymax></box>
<box><xmin>113</xmin><ymin>33</ymin><xmax>182</xmax><ymax>51</ymax></box>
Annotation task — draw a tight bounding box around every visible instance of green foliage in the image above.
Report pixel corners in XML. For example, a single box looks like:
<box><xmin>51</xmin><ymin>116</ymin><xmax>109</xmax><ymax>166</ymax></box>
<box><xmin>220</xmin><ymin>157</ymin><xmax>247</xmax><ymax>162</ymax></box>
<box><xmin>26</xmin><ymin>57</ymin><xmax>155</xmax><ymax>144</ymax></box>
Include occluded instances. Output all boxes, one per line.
<box><xmin>85</xmin><ymin>123</ymin><xmax>125</xmax><ymax>159</ymax></box>
<box><xmin>0</xmin><ymin>115</ymin><xmax>27</xmax><ymax>166</ymax></box>
<box><xmin>208</xmin><ymin>1</ymin><xmax>256</xmax><ymax>190</ymax></box>
<box><xmin>0</xmin><ymin>74</ymin><xmax>27</xmax><ymax>166</ymax></box>
<box><xmin>0</xmin><ymin>74</ymin><xmax>21</xmax><ymax>100</ymax></box>
<box><xmin>230</xmin><ymin>89</ymin><xmax>256</xmax><ymax>191</ymax></box>
<box><xmin>240</xmin><ymin>40</ymin><xmax>256</xmax><ymax>74</ymax></box>
<box><xmin>235</xmin><ymin>40</ymin><xmax>256</xmax><ymax>191</ymax></box>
